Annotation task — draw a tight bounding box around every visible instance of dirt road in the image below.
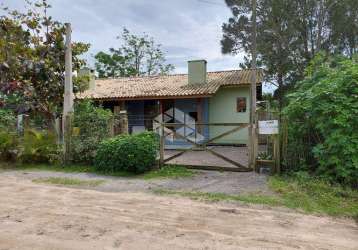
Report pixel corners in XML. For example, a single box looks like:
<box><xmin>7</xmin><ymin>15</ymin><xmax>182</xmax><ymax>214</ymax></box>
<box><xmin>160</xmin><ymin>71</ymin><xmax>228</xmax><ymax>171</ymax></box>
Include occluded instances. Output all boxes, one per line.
<box><xmin>0</xmin><ymin>176</ymin><xmax>357</xmax><ymax>250</ymax></box>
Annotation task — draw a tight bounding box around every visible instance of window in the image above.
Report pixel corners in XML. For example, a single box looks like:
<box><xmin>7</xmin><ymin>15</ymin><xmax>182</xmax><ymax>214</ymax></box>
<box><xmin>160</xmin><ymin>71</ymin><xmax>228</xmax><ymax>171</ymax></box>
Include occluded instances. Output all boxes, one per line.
<box><xmin>237</xmin><ymin>97</ymin><xmax>247</xmax><ymax>112</ymax></box>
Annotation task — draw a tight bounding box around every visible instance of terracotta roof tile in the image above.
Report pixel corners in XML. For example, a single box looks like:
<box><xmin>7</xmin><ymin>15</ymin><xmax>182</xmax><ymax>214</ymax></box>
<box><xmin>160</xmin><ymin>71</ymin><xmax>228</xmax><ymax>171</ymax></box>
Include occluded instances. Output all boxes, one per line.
<box><xmin>77</xmin><ymin>69</ymin><xmax>263</xmax><ymax>100</ymax></box>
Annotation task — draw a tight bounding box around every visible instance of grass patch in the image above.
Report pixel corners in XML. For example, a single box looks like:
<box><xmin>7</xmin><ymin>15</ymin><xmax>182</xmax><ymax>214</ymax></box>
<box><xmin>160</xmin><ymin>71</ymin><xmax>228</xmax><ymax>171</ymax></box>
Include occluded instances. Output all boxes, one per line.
<box><xmin>0</xmin><ymin>162</ymin><xmax>135</xmax><ymax>177</ymax></box>
<box><xmin>153</xmin><ymin>189</ymin><xmax>282</xmax><ymax>206</ymax></box>
<box><xmin>0</xmin><ymin>162</ymin><xmax>194</xmax><ymax>180</ymax></box>
<box><xmin>33</xmin><ymin>177</ymin><xmax>105</xmax><ymax>187</ymax></box>
<box><xmin>154</xmin><ymin>174</ymin><xmax>358</xmax><ymax>218</ymax></box>
<box><xmin>268</xmin><ymin>174</ymin><xmax>358</xmax><ymax>217</ymax></box>
<box><xmin>141</xmin><ymin>165</ymin><xmax>195</xmax><ymax>180</ymax></box>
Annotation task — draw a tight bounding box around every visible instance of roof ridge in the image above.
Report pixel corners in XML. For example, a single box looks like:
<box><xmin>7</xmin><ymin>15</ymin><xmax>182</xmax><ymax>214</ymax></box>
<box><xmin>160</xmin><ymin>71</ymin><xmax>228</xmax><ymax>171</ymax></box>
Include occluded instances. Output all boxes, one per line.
<box><xmin>95</xmin><ymin>68</ymin><xmax>262</xmax><ymax>81</ymax></box>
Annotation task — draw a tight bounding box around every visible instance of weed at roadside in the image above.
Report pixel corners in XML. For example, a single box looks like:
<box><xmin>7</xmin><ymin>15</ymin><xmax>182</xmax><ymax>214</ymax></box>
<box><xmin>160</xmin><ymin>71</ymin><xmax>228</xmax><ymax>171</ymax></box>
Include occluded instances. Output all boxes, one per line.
<box><xmin>33</xmin><ymin>177</ymin><xmax>105</xmax><ymax>187</ymax></box>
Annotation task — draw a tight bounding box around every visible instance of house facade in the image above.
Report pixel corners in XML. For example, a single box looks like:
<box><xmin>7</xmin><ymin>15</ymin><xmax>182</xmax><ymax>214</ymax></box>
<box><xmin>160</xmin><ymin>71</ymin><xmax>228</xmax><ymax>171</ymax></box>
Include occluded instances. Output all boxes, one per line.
<box><xmin>78</xmin><ymin>60</ymin><xmax>263</xmax><ymax>145</ymax></box>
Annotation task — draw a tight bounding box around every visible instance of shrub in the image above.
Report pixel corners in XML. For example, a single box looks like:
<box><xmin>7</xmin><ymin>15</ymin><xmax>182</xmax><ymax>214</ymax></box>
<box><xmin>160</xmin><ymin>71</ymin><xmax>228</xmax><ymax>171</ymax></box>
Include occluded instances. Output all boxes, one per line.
<box><xmin>283</xmin><ymin>54</ymin><xmax>358</xmax><ymax>186</ymax></box>
<box><xmin>0</xmin><ymin>109</ymin><xmax>16</xmax><ymax>131</ymax></box>
<box><xmin>0</xmin><ymin>132</ymin><xmax>18</xmax><ymax>161</ymax></box>
<box><xmin>71</xmin><ymin>100</ymin><xmax>113</xmax><ymax>164</ymax></box>
<box><xmin>20</xmin><ymin>129</ymin><xmax>61</xmax><ymax>164</ymax></box>
<box><xmin>95</xmin><ymin>131</ymin><xmax>159</xmax><ymax>174</ymax></box>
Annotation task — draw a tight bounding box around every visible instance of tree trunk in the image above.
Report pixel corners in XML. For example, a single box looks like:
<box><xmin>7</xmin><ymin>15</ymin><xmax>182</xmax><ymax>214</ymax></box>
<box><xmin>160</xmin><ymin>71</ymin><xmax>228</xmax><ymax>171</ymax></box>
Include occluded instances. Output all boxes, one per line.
<box><xmin>277</xmin><ymin>73</ymin><xmax>284</xmax><ymax>114</ymax></box>
<box><xmin>316</xmin><ymin>0</ymin><xmax>325</xmax><ymax>52</ymax></box>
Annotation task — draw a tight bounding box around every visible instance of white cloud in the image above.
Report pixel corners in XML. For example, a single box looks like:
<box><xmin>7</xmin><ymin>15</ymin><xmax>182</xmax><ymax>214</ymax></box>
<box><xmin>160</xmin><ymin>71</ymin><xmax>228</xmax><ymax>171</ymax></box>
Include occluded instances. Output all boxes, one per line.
<box><xmin>3</xmin><ymin>0</ymin><xmax>246</xmax><ymax>74</ymax></box>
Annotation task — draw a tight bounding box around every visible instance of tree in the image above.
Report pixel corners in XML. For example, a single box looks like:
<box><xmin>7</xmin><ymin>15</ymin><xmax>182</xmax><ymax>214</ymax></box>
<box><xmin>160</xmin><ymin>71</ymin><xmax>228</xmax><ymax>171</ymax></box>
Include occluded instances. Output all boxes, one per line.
<box><xmin>95</xmin><ymin>28</ymin><xmax>174</xmax><ymax>77</ymax></box>
<box><xmin>0</xmin><ymin>0</ymin><xmax>90</xmax><ymax>125</ymax></box>
<box><xmin>328</xmin><ymin>0</ymin><xmax>358</xmax><ymax>57</ymax></box>
<box><xmin>221</xmin><ymin>0</ymin><xmax>358</xmax><ymax>109</ymax></box>
<box><xmin>283</xmin><ymin>54</ymin><xmax>358</xmax><ymax>186</ymax></box>
<box><xmin>94</xmin><ymin>49</ymin><xmax>136</xmax><ymax>78</ymax></box>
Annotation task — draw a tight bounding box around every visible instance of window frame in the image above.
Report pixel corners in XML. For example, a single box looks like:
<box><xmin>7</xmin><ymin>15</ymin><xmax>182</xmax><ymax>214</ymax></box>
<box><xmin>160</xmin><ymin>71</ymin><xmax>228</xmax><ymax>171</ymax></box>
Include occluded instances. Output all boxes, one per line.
<box><xmin>236</xmin><ymin>97</ymin><xmax>247</xmax><ymax>113</ymax></box>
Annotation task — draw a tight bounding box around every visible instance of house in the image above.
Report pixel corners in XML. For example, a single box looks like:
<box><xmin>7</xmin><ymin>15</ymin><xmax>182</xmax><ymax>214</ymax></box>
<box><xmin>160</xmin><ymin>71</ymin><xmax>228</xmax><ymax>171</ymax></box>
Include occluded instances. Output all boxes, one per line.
<box><xmin>78</xmin><ymin>60</ymin><xmax>263</xmax><ymax>146</ymax></box>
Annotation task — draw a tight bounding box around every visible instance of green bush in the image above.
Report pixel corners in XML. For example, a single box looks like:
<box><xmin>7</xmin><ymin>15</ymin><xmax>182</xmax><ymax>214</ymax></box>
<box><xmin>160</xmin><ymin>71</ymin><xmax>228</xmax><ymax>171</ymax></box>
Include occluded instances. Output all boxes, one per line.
<box><xmin>0</xmin><ymin>132</ymin><xmax>18</xmax><ymax>161</ymax></box>
<box><xmin>71</xmin><ymin>100</ymin><xmax>113</xmax><ymax>164</ymax></box>
<box><xmin>283</xmin><ymin>54</ymin><xmax>358</xmax><ymax>186</ymax></box>
<box><xmin>20</xmin><ymin>129</ymin><xmax>61</xmax><ymax>164</ymax></box>
<box><xmin>95</xmin><ymin>132</ymin><xmax>159</xmax><ymax>174</ymax></box>
<box><xmin>0</xmin><ymin>109</ymin><xmax>16</xmax><ymax>131</ymax></box>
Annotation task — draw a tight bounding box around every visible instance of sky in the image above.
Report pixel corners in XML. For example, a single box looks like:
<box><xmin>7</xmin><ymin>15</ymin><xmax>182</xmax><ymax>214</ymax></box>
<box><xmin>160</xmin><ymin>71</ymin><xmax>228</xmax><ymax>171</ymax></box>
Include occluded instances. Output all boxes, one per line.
<box><xmin>1</xmin><ymin>0</ymin><xmax>275</xmax><ymax>92</ymax></box>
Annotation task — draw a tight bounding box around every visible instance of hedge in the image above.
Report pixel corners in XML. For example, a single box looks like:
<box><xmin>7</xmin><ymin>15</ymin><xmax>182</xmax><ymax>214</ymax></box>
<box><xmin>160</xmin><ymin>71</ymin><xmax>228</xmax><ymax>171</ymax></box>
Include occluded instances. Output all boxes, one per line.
<box><xmin>95</xmin><ymin>132</ymin><xmax>159</xmax><ymax>174</ymax></box>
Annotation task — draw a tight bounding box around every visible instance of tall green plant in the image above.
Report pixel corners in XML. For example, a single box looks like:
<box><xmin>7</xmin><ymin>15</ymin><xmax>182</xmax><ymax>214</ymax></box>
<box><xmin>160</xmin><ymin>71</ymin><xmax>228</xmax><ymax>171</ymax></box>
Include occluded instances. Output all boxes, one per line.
<box><xmin>0</xmin><ymin>131</ymin><xmax>18</xmax><ymax>161</ymax></box>
<box><xmin>71</xmin><ymin>100</ymin><xmax>113</xmax><ymax>164</ymax></box>
<box><xmin>21</xmin><ymin>129</ymin><xmax>60</xmax><ymax>164</ymax></box>
<box><xmin>283</xmin><ymin>54</ymin><xmax>358</xmax><ymax>186</ymax></box>
<box><xmin>0</xmin><ymin>109</ymin><xmax>16</xmax><ymax>131</ymax></box>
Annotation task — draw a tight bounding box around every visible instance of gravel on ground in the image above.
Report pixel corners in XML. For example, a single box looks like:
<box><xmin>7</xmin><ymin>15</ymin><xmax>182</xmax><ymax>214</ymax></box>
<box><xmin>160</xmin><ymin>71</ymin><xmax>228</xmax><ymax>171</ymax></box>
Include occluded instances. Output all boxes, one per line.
<box><xmin>0</xmin><ymin>169</ymin><xmax>271</xmax><ymax>195</ymax></box>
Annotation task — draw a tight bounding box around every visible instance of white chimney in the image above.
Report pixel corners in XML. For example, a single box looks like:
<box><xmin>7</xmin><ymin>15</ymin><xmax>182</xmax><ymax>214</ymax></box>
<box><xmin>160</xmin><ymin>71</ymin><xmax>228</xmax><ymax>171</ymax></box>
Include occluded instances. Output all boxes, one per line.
<box><xmin>188</xmin><ymin>60</ymin><xmax>207</xmax><ymax>85</ymax></box>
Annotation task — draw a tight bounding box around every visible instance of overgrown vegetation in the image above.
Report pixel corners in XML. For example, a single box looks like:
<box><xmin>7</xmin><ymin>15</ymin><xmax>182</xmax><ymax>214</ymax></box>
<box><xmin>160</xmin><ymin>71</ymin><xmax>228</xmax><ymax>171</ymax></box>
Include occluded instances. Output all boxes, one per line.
<box><xmin>0</xmin><ymin>109</ymin><xmax>16</xmax><ymax>131</ymax></box>
<box><xmin>0</xmin><ymin>108</ymin><xmax>60</xmax><ymax>163</ymax></box>
<box><xmin>21</xmin><ymin>129</ymin><xmax>60</xmax><ymax>164</ymax></box>
<box><xmin>269</xmin><ymin>172</ymin><xmax>358</xmax><ymax>217</ymax></box>
<box><xmin>283</xmin><ymin>54</ymin><xmax>358</xmax><ymax>187</ymax></box>
<box><xmin>95</xmin><ymin>131</ymin><xmax>159</xmax><ymax>174</ymax></box>
<box><xmin>33</xmin><ymin>177</ymin><xmax>105</xmax><ymax>187</ymax></box>
<box><xmin>0</xmin><ymin>131</ymin><xmax>18</xmax><ymax>161</ymax></box>
<box><xmin>154</xmin><ymin>173</ymin><xmax>358</xmax><ymax>218</ymax></box>
<box><xmin>71</xmin><ymin>100</ymin><xmax>113</xmax><ymax>164</ymax></box>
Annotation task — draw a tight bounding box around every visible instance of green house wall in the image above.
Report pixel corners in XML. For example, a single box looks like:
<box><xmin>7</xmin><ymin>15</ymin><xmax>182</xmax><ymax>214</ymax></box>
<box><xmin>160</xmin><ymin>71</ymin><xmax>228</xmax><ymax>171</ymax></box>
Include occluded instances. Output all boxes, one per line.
<box><xmin>208</xmin><ymin>86</ymin><xmax>250</xmax><ymax>144</ymax></box>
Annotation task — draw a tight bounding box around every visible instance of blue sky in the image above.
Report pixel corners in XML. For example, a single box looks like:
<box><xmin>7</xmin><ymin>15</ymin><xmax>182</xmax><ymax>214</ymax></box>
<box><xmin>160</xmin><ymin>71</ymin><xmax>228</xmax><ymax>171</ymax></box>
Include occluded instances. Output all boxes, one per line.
<box><xmin>2</xmin><ymin>0</ymin><xmax>275</xmax><ymax>92</ymax></box>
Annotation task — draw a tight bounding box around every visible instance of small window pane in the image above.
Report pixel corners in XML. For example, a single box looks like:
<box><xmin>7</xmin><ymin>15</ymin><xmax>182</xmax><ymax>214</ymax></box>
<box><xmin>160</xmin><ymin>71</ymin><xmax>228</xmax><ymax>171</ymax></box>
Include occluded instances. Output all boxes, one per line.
<box><xmin>237</xmin><ymin>97</ymin><xmax>247</xmax><ymax>112</ymax></box>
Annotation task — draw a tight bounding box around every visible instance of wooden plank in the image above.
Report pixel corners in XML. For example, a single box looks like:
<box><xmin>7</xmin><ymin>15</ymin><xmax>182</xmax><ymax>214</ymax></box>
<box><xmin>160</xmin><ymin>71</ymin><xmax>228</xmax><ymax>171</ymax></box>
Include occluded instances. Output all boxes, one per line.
<box><xmin>273</xmin><ymin>134</ymin><xmax>280</xmax><ymax>174</ymax></box>
<box><xmin>159</xmin><ymin>123</ymin><xmax>165</xmax><ymax>168</ymax></box>
<box><xmin>163</xmin><ymin>151</ymin><xmax>185</xmax><ymax>163</ymax></box>
<box><xmin>206</xmin><ymin>148</ymin><xmax>249</xmax><ymax>169</ymax></box>
<box><xmin>167</xmin><ymin>164</ymin><xmax>252</xmax><ymax>172</ymax></box>
<box><xmin>256</xmin><ymin>159</ymin><xmax>275</xmax><ymax>167</ymax></box>
<box><xmin>162</xmin><ymin>122</ymin><xmax>248</xmax><ymax>127</ymax></box>
<box><xmin>203</xmin><ymin>124</ymin><xmax>248</xmax><ymax>146</ymax></box>
<box><xmin>162</xmin><ymin>123</ymin><xmax>251</xmax><ymax>170</ymax></box>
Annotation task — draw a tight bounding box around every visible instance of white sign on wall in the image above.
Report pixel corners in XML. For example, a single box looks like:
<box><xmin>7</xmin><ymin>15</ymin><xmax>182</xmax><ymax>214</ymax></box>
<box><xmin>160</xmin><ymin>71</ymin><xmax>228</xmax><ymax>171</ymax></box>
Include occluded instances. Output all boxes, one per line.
<box><xmin>258</xmin><ymin>120</ymin><xmax>279</xmax><ymax>135</ymax></box>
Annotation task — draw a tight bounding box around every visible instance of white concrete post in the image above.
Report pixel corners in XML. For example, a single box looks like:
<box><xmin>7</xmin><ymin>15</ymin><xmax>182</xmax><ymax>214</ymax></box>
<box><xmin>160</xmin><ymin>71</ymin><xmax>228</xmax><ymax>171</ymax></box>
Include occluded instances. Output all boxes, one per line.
<box><xmin>62</xmin><ymin>23</ymin><xmax>74</xmax><ymax>161</ymax></box>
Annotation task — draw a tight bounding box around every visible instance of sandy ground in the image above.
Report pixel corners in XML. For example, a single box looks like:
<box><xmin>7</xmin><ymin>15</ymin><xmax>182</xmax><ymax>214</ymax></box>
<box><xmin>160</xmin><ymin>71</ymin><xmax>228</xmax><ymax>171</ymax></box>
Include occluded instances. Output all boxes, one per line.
<box><xmin>0</xmin><ymin>175</ymin><xmax>357</xmax><ymax>250</ymax></box>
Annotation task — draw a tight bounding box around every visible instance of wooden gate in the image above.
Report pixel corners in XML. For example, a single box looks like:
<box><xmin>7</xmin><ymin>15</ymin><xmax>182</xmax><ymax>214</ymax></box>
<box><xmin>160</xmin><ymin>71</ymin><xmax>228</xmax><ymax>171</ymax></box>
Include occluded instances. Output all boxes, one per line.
<box><xmin>158</xmin><ymin>122</ymin><xmax>252</xmax><ymax>172</ymax></box>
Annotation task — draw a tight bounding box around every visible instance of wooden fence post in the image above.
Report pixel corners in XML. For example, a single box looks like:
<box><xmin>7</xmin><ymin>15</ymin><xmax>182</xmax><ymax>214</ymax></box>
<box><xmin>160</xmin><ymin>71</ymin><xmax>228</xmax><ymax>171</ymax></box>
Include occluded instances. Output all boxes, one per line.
<box><xmin>159</xmin><ymin>122</ymin><xmax>165</xmax><ymax>168</ymax></box>
<box><xmin>55</xmin><ymin>117</ymin><xmax>62</xmax><ymax>144</ymax></box>
<box><xmin>119</xmin><ymin>111</ymin><xmax>129</xmax><ymax>134</ymax></box>
<box><xmin>63</xmin><ymin>113</ymin><xmax>73</xmax><ymax>164</ymax></box>
<box><xmin>108</xmin><ymin>117</ymin><xmax>114</xmax><ymax>137</ymax></box>
<box><xmin>273</xmin><ymin>134</ymin><xmax>280</xmax><ymax>174</ymax></box>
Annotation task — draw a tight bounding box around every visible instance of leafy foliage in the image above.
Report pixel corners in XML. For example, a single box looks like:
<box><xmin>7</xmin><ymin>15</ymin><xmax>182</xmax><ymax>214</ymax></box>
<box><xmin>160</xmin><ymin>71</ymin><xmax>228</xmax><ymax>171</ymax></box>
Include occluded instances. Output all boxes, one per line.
<box><xmin>94</xmin><ymin>50</ymin><xmax>136</xmax><ymax>78</ymax></box>
<box><xmin>95</xmin><ymin>132</ymin><xmax>159</xmax><ymax>174</ymax></box>
<box><xmin>71</xmin><ymin>100</ymin><xmax>113</xmax><ymax>164</ymax></box>
<box><xmin>95</xmin><ymin>28</ymin><xmax>174</xmax><ymax>77</ymax></box>
<box><xmin>0</xmin><ymin>132</ymin><xmax>18</xmax><ymax>161</ymax></box>
<box><xmin>222</xmin><ymin>0</ymin><xmax>358</xmax><ymax>108</ymax></box>
<box><xmin>0</xmin><ymin>109</ymin><xmax>16</xmax><ymax>131</ymax></box>
<box><xmin>0</xmin><ymin>0</ymin><xmax>90</xmax><ymax>122</ymax></box>
<box><xmin>21</xmin><ymin>129</ymin><xmax>60</xmax><ymax>164</ymax></box>
<box><xmin>283</xmin><ymin>54</ymin><xmax>358</xmax><ymax>186</ymax></box>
